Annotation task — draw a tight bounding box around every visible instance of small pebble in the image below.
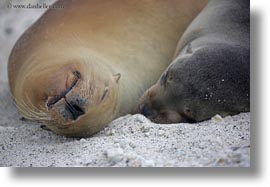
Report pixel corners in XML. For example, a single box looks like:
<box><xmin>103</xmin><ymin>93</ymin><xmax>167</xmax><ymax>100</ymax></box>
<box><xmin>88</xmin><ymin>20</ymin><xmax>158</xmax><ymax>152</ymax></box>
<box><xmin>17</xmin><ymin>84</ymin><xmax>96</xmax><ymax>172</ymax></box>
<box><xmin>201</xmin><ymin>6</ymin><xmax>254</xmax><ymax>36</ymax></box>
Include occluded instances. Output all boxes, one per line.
<box><xmin>216</xmin><ymin>158</ymin><xmax>227</xmax><ymax>165</ymax></box>
<box><xmin>105</xmin><ymin>129</ymin><xmax>116</xmax><ymax>136</ymax></box>
<box><xmin>141</xmin><ymin>159</ymin><xmax>155</xmax><ymax>167</ymax></box>
<box><xmin>211</xmin><ymin>114</ymin><xmax>223</xmax><ymax>122</ymax></box>
<box><xmin>164</xmin><ymin>160</ymin><xmax>175</xmax><ymax>167</ymax></box>
<box><xmin>106</xmin><ymin>147</ymin><xmax>124</xmax><ymax>163</ymax></box>
<box><xmin>129</xmin><ymin>142</ymin><xmax>136</xmax><ymax>148</ymax></box>
<box><xmin>80</xmin><ymin>138</ymin><xmax>86</xmax><ymax>142</ymax></box>
<box><xmin>158</xmin><ymin>129</ymin><xmax>165</xmax><ymax>136</ymax></box>
<box><xmin>144</xmin><ymin>132</ymin><xmax>150</xmax><ymax>137</ymax></box>
<box><xmin>118</xmin><ymin>139</ymin><xmax>129</xmax><ymax>149</ymax></box>
<box><xmin>140</xmin><ymin>125</ymin><xmax>150</xmax><ymax>133</ymax></box>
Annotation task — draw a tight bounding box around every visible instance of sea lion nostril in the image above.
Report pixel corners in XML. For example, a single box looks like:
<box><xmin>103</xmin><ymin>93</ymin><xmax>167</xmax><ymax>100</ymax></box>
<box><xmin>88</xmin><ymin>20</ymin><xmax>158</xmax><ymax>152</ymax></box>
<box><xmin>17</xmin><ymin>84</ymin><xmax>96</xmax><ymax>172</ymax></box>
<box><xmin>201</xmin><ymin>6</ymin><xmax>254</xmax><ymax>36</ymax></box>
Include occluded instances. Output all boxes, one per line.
<box><xmin>72</xmin><ymin>104</ymin><xmax>84</xmax><ymax>113</ymax></box>
<box><xmin>141</xmin><ymin>104</ymin><xmax>153</xmax><ymax>117</ymax></box>
<box><xmin>65</xmin><ymin>103</ymin><xmax>85</xmax><ymax>120</ymax></box>
<box><xmin>46</xmin><ymin>71</ymin><xmax>81</xmax><ymax>108</ymax></box>
<box><xmin>73</xmin><ymin>71</ymin><xmax>81</xmax><ymax>79</ymax></box>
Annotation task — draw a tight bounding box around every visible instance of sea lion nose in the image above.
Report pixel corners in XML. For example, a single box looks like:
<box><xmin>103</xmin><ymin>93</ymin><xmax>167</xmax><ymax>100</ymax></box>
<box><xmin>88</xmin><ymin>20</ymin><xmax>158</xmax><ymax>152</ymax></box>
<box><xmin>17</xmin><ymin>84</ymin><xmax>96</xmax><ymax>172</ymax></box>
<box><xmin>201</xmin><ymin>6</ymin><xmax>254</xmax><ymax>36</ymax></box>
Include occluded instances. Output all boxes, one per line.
<box><xmin>65</xmin><ymin>102</ymin><xmax>85</xmax><ymax>120</ymax></box>
<box><xmin>141</xmin><ymin>104</ymin><xmax>154</xmax><ymax>117</ymax></box>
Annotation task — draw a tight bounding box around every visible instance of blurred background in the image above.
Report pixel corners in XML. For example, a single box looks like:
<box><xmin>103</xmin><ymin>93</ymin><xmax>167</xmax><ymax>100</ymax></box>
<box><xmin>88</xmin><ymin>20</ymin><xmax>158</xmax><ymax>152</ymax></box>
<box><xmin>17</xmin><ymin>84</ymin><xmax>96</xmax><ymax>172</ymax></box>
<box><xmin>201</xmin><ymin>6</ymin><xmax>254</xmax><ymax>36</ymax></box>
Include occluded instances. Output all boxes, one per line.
<box><xmin>0</xmin><ymin>0</ymin><xmax>56</xmax><ymax>82</ymax></box>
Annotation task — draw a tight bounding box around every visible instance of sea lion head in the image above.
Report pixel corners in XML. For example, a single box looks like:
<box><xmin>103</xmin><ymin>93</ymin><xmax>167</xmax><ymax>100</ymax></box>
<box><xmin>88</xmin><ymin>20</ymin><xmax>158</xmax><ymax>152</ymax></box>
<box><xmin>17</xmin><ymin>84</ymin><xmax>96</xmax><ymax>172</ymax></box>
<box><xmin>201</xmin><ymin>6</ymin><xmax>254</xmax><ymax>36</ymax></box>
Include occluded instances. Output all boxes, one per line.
<box><xmin>136</xmin><ymin>68</ymin><xmax>192</xmax><ymax>124</ymax></box>
<box><xmin>136</xmin><ymin>49</ymin><xmax>198</xmax><ymax>124</ymax></box>
<box><xmin>137</xmin><ymin>43</ymin><xmax>250</xmax><ymax>123</ymax></box>
<box><xmin>10</xmin><ymin>52</ymin><xmax>121</xmax><ymax>137</ymax></box>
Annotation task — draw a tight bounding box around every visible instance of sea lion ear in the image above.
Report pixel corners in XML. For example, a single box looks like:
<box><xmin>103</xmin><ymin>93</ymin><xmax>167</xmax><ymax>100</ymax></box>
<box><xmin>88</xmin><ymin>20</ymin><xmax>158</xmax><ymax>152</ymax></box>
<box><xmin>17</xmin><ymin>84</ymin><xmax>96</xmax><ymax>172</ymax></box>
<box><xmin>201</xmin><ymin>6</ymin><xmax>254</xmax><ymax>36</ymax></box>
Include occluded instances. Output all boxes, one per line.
<box><xmin>186</xmin><ymin>43</ymin><xmax>193</xmax><ymax>54</ymax></box>
<box><xmin>113</xmin><ymin>73</ymin><xmax>121</xmax><ymax>83</ymax></box>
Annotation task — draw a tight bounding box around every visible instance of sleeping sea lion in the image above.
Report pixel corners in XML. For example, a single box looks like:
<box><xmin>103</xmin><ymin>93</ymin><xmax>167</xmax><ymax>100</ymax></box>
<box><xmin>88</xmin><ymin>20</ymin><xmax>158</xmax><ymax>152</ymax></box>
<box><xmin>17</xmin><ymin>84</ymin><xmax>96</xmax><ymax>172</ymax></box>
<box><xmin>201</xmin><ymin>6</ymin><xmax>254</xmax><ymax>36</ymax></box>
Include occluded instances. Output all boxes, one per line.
<box><xmin>137</xmin><ymin>0</ymin><xmax>250</xmax><ymax>123</ymax></box>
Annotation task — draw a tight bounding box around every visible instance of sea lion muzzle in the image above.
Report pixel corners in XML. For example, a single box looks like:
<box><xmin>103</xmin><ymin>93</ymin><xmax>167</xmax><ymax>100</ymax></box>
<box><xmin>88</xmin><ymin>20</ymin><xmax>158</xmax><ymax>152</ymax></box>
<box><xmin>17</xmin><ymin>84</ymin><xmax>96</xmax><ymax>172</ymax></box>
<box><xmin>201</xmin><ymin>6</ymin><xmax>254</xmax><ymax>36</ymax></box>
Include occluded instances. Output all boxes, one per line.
<box><xmin>64</xmin><ymin>98</ymin><xmax>85</xmax><ymax>121</ymax></box>
<box><xmin>141</xmin><ymin>104</ymin><xmax>154</xmax><ymax>117</ymax></box>
<box><xmin>46</xmin><ymin>70</ymin><xmax>81</xmax><ymax>109</ymax></box>
<box><xmin>45</xmin><ymin>70</ymin><xmax>87</xmax><ymax>123</ymax></box>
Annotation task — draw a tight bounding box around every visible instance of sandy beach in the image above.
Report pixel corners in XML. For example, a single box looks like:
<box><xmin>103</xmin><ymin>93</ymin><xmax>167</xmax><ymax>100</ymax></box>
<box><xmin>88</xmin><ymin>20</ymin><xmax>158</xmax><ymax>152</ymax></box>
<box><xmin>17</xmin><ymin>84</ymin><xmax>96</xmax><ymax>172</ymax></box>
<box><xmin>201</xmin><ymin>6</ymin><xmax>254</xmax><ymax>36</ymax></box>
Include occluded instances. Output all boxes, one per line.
<box><xmin>0</xmin><ymin>0</ymin><xmax>250</xmax><ymax>167</ymax></box>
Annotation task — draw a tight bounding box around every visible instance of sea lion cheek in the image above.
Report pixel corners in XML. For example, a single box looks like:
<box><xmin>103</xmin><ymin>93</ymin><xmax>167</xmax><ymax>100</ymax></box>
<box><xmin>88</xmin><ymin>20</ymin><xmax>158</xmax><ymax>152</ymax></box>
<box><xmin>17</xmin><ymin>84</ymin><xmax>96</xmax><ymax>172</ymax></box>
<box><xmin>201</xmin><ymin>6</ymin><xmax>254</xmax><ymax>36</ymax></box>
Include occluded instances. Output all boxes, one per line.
<box><xmin>162</xmin><ymin>110</ymin><xmax>182</xmax><ymax>123</ymax></box>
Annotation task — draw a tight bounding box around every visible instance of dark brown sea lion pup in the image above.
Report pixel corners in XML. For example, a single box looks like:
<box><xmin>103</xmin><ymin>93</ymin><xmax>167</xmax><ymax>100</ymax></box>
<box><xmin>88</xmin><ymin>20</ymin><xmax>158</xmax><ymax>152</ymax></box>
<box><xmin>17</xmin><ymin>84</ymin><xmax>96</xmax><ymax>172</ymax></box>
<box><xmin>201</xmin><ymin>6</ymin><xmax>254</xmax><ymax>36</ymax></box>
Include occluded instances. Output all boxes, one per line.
<box><xmin>8</xmin><ymin>0</ymin><xmax>208</xmax><ymax>137</ymax></box>
<box><xmin>137</xmin><ymin>0</ymin><xmax>250</xmax><ymax>123</ymax></box>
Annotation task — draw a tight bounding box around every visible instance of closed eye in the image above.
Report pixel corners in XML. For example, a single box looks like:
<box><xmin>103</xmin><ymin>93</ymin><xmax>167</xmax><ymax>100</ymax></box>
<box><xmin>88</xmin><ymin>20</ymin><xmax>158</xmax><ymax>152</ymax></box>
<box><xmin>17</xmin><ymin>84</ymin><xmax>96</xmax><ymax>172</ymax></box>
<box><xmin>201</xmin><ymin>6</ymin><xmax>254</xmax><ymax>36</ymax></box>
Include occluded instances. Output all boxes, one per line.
<box><xmin>160</xmin><ymin>71</ymin><xmax>168</xmax><ymax>86</ymax></box>
<box><xmin>101</xmin><ymin>87</ymin><xmax>109</xmax><ymax>101</ymax></box>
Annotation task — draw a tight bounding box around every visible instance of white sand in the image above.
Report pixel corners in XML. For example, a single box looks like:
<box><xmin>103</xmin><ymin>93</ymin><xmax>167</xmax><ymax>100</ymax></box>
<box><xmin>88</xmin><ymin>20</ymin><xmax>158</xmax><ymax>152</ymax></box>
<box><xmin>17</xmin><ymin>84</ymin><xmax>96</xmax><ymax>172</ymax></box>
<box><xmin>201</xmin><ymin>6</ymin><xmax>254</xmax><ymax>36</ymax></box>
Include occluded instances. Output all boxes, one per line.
<box><xmin>0</xmin><ymin>0</ymin><xmax>250</xmax><ymax>167</ymax></box>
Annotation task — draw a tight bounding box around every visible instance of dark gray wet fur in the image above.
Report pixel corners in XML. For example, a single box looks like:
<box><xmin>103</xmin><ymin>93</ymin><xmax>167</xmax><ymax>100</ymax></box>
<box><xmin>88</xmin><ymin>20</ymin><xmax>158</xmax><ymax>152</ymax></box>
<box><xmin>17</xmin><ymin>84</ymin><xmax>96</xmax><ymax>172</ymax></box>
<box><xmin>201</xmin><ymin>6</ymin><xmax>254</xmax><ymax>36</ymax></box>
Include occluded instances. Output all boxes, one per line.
<box><xmin>163</xmin><ymin>43</ymin><xmax>250</xmax><ymax>121</ymax></box>
<box><xmin>167</xmin><ymin>0</ymin><xmax>249</xmax><ymax>121</ymax></box>
<box><xmin>175</xmin><ymin>0</ymin><xmax>249</xmax><ymax>54</ymax></box>
<box><xmin>141</xmin><ymin>0</ymin><xmax>250</xmax><ymax>122</ymax></box>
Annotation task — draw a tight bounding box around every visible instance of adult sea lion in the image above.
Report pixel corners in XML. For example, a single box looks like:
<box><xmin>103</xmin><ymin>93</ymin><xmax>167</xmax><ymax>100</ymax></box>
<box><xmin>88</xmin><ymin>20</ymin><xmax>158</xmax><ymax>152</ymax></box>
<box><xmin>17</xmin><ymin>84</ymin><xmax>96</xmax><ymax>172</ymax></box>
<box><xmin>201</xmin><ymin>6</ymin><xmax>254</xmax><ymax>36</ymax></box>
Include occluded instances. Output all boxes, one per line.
<box><xmin>8</xmin><ymin>0</ymin><xmax>208</xmax><ymax>137</ymax></box>
<box><xmin>137</xmin><ymin>0</ymin><xmax>250</xmax><ymax>123</ymax></box>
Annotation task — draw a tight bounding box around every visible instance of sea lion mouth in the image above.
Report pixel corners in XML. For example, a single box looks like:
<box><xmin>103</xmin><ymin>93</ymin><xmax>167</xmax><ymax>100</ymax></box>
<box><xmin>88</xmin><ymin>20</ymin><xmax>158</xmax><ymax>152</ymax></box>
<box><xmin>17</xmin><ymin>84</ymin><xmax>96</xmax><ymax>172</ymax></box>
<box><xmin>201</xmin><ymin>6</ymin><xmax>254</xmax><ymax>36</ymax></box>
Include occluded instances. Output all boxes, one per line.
<box><xmin>46</xmin><ymin>71</ymin><xmax>81</xmax><ymax>109</ymax></box>
<box><xmin>64</xmin><ymin>97</ymin><xmax>85</xmax><ymax>120</ymax></box>
<box><xmin>45</xmin><ymin>70</ymin><xmax>86</xmax><ymax>121</ymax></box>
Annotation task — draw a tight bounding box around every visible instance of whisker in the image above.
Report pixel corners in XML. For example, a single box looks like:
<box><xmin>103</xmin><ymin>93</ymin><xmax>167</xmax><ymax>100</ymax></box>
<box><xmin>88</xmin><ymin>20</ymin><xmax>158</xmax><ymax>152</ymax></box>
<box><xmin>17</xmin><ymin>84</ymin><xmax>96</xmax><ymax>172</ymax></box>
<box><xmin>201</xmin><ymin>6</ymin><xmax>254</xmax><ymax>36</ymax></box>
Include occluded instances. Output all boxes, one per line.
<box><xmin>9</xmin><ymin>90</ymin><xmax>53</xmax><ymax>122</ymax></box>
<box><xmin>25</xmin><ymin>94</ymin><xmax>51</xmax><ymax>119</ymax></box>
